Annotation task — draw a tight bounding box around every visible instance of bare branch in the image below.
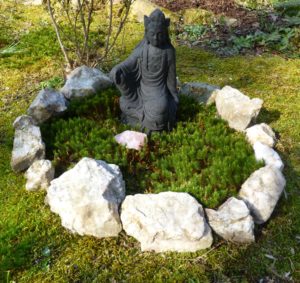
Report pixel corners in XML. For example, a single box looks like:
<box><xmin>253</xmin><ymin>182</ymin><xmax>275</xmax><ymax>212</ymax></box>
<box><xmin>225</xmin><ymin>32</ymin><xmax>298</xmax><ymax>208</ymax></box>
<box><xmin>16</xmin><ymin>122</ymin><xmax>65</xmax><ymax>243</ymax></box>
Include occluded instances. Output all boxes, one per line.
<box><xmin>47</xmin><ymin>0</ymin><xmax>72</xmax><ymax>69</ymax></box>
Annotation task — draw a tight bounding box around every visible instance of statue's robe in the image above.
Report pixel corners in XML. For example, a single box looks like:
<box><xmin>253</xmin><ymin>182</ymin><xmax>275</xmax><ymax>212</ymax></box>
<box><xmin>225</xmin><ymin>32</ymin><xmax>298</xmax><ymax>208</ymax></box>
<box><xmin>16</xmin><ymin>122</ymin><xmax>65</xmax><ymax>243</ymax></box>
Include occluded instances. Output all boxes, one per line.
<box><xmin>110</xmin><ymin>39</ymin><xmax>178</xmax><ymax>132</ymax></box>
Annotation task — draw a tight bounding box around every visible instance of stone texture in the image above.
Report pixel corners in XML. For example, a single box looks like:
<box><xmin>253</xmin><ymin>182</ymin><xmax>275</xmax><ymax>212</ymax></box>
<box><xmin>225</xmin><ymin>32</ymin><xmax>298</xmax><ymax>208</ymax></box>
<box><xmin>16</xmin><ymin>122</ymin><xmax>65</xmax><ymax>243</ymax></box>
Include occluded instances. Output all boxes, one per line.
<box><xmin>239</xmin><ymin>165</ymin><xmax>286</xmax><ymax>224</ymax></box>
<box><xmin>253</xmin><ymin>142</ymin><xmax>284</xmax><ymax>171</ymax></box>
<box><xmin>25</xmin><ymin>159</ymin><xmax>54</xmax><ymax>191</ymax></box>
<box><xmin>114</xmin><ymin>130</ymin><xmax>147</xmax><ymax>150</ymax></box>
<box><xmin>27</xmin><ymin>88</ymin><xmax>68</xmax><ymax>124</ymax></box>
<box><xmin>206</xmin><ymin>197</ymin><xmax>255</xmax><ymax>243</ymax></box>
<box><xmin>215</xmin><ymin>86</ymin><xmax>263</xmax><ymax>131</ymax></box>
<box><xmin>46</xmin><ymin>158</ymin><xmax>125</xmax><ymax>238</ymax></box>
<box><xmin>121</xmin><ymin>192</ymin><xmax>213</xmax><ymax>252</ymax></box>
<box><xmin>179</xmin><ymin>82</ymin><xmax>220</xmax><ymax>105</ymax></box>
<box><xmin>61</xmin><ymin>66</ymin><xmax>112</xmax><ymax>100</ymax></box>
<box><xmin>23</xmin><ymin>0</ymin><xmax>44</xmax><ymax>5</ymax></box>
<box><xmin>245</xmin><ymin>123</ymin><xmax>276</xmax><ymax>147</ymax></box>
<box><xmin>129</xmin><ymin>0</ymin><xmax>179</xmax><ymax>23</ymax></box>
<box><xmin>182</xmin><ymin>8</ymin><xmax>215</xmax><ymax>25</ymax></box>
<box><xmin>11</xmin><ymin>115</ymin><xmax>45</xmax><ymax>172</ymax></box>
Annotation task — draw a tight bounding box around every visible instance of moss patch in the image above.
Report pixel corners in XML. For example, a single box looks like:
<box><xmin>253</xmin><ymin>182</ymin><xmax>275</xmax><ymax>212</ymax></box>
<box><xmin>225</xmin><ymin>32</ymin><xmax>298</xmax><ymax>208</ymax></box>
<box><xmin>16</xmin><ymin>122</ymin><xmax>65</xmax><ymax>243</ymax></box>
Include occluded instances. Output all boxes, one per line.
<box><xmin>41</xmin><ymin>87</ymin><xmax>261</xmax><ymax>208</ymax></box>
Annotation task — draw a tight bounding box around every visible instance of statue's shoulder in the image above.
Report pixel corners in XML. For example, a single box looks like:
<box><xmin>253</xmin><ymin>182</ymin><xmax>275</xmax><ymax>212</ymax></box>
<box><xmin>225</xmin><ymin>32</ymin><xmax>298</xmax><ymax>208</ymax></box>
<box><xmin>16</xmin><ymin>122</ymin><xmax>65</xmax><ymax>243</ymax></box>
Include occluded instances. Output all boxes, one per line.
<box><xmin>132</xmin><ymin>39</ymin><xmax>146</xmax><ymax>55</ymax></box>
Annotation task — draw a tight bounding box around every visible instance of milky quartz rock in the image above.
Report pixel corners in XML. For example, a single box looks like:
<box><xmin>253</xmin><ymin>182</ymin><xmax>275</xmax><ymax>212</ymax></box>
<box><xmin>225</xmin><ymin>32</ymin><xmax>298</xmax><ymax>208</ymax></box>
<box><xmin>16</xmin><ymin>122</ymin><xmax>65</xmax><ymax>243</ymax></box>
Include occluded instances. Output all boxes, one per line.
<box><xmin>253</xmin><ymin>142</ymin><xmax>284</xmax><ymax>171</ymax></box>
<box><xmin>114</xmin><ymin>130</ymin><xmax>147</xmax><ymax>150</ymax></box>
<box><xmin>239</xmin><ymin>165</ymin><xmax>286</xmax><ymax>224</ymax></box>
<box><xmin>25</xmin><ymin>159</ymin><xmax>54</xmax><ymax>191</ymax></box>
<box><xmin>245</xmin><ymin>123</ymin><xmax>276</xmax><ymax>147</ymax></box>
<box><xmin>179</xmin><ymin>82</ymin><xmax>220</xmax><ymax>105</ymax></box>
<box><xmin>121</xmin><ymin>192</ymin><xmax>213</xmax><ymax>252</ymax></box>
<box><xmin>215</xmin><ymin>86</ymin><xmax>263</xmax><ymax>131</ymax></box>
<box><xmin>27</xmin><ymin>88</ymin><xmax>68</xmax><ymax>124</ymax></box>
<box><xmin>61</xmin><ymin>66</ymin><xmax>112</xmax><ymax>100</ymax></box>
<box><xmin>206</xmin><ymin>197</ymin><xmax>255</xmax><ymax>243</ymax></box>
<box><xmin>11</xmin><ymin>115</ymin><xmax>45</xmax><ymax>172</ymax></box>
<box><xmin>46</xmin><ymin>158</ymin><xmax>125</xmax><ymax>238</ymax></box>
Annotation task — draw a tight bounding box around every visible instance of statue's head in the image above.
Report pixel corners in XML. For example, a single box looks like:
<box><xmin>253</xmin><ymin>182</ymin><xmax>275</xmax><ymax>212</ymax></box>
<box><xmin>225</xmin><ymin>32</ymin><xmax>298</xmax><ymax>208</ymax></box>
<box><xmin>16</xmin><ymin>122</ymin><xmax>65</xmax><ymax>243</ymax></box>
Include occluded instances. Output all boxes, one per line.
<box><xmin>144</xmin><ymin>9</ymin><xmax>170</xmax><ymax>47</ymax></box>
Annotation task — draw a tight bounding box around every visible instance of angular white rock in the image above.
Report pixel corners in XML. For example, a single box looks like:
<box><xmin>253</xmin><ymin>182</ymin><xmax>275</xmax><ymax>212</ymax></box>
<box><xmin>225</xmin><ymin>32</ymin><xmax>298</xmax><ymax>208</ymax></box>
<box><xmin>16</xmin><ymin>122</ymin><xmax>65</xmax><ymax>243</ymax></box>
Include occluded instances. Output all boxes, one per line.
<box><xmin>239</xmin><ymin>165</ymin><xmax>286</xmax><ymax>224</ymax></box>
<box><xmin>206</xmin><ymin>197</ymin><xmax>255</xmax><ymax>243</ymax></box>
<box><xmin>23</xmin><ymin>0</ymin><xmax>43</xmax><ymax>4</ymax></box>
<box><xmin>121</xmin><ymin>192</ymin><xmax>213</xmax><ymax>252</ymax></box>
<box><xmin>61</xmin><ymin>66</ymin><xmax>112</xmax><ymax>100</ymax></box>
<box><xmin>130</xmin><ymin>0</ymin><xmax>164</xmax><ymax>23</ymax></box>
<box><xmin>11</xmin><ymin>115</ymin><xmax>45</xmax><ymax>172</ymax></box>
<box><xmin>215</xmin><ymin>86</ymin><xmax>263</xmax><ymax>131</ymax></box>
<box><xmin>25</xmin><ymin>159</ymin><xmax>54</xmax><ymax>191</ymax></box>
<box><xmin>179</xmin><ymin>82</ymin><xmax>220</xmax><ymax>105</ymax></box>
<box><xmin>245</xmin><ymin>123</ymin><xmax>276</xmax><ymax>147</ymax></box>
<box><xmin>27</xmin><ymin>88</ymin><xmax>68</xmax><ymax>124</ymax></box>
<box><xmin>46</xmin><ymin>158</ymin><xmax>125</xmax><ymax>238</ymax></box>
<box><xmin>253</xmin><ymin>142</ymin><xmax>284</xmax><ymax>171</ymax></box>
<box><xmin>114</xmin><ymin>130</ymin><xmax>147</xmax><ymax>150</ymax></box>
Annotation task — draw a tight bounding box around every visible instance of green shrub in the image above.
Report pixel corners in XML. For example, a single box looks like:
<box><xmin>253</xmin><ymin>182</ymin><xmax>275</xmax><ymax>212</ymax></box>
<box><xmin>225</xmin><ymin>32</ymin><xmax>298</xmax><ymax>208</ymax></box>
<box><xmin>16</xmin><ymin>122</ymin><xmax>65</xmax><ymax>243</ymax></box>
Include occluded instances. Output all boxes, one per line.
<box><xmin>41</xmin><ymin>87</ymin><xmax>263</xmax><ymax>208</ymax></box>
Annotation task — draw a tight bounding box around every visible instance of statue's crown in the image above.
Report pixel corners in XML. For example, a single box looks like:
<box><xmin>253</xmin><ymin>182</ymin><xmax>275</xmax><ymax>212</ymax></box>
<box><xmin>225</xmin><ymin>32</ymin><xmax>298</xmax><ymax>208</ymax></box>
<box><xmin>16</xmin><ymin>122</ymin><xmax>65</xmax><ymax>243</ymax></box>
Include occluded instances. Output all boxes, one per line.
<box><xmin>145</xmin><ymin>9</ymin><xmax>170</xmax><ymax>27</ymax></box>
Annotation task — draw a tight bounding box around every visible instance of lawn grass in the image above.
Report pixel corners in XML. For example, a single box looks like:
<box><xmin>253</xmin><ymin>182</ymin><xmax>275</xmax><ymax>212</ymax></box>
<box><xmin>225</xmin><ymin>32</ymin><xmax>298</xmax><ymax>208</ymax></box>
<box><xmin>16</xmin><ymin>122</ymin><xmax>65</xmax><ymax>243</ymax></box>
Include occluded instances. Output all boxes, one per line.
<box><xmin>0</xmin><ymin>3</ymin><xmax>300</xmax><ymax>282</ymax></box>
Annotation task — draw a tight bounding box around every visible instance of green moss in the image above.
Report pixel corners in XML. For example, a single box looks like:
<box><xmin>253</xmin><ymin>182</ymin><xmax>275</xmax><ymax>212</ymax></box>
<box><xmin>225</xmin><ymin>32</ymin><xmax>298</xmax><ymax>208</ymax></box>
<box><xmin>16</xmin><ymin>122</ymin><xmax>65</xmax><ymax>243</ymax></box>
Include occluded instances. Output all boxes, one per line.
<box><xmin>181</xmin><ymin>8</ymin><xmax>215</xmax><ymax>25</ymax></box>
<box><xmin>41</xmin><ymin>87</ymin><xmax>261</xmax><ymax>208</ymax></box>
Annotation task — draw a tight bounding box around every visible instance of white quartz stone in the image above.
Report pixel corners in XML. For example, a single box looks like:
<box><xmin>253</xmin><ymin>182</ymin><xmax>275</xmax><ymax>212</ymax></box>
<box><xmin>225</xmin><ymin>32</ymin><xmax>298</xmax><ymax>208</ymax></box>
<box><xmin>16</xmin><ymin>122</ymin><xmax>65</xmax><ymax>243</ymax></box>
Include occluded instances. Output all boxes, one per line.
<box><xmin>46</xmin><ymin>158</ymin><xmax>125</xmax><ymax>238</ymax></box>
<box><xmin>215</xmin><ymin>86</ymin><xmax>263</xmax><ymax>131</ymax></box>
<box><xmin>239</xmin><ymin>165</ymin><xmax>286</xmax><ymax>224</ymax></box>
<box><xmin>206</xmin><ymin>197</ymin><xmax>255</xmax><ymax>243</ymax></box>
<box><xmin>11</xmin><ymin>115</ymin><xmax>45</xmax><ymax>172</ymax></box>
<box><xmin>245</xmin><ymin>123</ymin><xmax>276</xmax><ymax>147</ymax></box>
<box><xmin>253</xmin><ymin>142</ymin><xmax>284</xmax><ymax>171</ymax></box>
<box><xmin>25</xmin><ymin>159</ymin><xmax>54</xmax><ymax>191</ymax></box>
<box><xmin>121</xmin><ymin>192</ymin><xmax>213</xmax><ymax>252</ymax></box>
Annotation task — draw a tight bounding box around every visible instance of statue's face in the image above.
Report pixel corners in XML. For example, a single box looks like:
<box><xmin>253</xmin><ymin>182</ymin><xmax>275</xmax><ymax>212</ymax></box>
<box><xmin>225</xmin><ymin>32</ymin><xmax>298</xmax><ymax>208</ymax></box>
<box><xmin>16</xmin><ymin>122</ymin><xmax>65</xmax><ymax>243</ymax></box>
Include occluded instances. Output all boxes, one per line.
<box><xmin>146</xmin><ymin>23</ymin><xmax>167</xmax><ymax>47</ymax></box>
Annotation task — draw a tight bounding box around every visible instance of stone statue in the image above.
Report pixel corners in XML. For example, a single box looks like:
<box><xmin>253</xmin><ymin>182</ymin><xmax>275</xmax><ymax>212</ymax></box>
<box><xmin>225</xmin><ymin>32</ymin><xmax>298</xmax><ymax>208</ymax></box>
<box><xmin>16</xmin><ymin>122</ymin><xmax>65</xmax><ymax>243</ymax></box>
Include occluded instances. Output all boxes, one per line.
<box><xmin>110</xmin><ymin>9</ymin><xmax>179</xmax><ymax>133</ymax></box>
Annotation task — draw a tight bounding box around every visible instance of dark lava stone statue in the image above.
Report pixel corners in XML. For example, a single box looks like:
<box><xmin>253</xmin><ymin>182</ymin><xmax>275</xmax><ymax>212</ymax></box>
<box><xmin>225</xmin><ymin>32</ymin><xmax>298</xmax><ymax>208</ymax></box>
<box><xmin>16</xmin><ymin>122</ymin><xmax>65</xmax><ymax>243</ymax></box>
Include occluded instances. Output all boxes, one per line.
<box><xmin>110</xmin><ymin>9</ymin><xmax>179</xmax><ymax>133</ymax></box>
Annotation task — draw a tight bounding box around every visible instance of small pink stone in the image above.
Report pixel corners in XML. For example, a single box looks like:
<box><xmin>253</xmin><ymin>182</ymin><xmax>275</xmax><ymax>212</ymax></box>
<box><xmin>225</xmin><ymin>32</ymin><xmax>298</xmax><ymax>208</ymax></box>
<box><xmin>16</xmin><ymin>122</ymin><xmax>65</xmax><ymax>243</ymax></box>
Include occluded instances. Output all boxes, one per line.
<box><xmin>114</xmin><ymin>130</ymin><xmax>147</xmax><ymax>150</ymax></box>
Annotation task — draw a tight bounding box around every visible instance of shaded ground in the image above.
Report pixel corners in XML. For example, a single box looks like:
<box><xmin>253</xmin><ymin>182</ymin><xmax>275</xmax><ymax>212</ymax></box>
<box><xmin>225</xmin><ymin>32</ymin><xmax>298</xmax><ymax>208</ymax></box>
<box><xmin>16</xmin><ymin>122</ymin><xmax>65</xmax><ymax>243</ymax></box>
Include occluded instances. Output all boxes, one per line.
<box><xmin>153</xmin><ymin>0</ymin><xmax>300</xmax><ymax>57</ymax></box>
<box><xmin>153</xmin><ymin>0</ymin><xmax>260</xmax><ymax>27</ymax></box>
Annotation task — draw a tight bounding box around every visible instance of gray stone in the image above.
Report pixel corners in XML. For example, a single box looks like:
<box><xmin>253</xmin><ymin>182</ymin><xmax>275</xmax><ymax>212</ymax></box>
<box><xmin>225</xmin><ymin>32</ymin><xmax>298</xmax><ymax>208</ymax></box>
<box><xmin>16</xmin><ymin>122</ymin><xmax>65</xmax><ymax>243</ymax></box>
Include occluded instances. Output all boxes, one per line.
<box><xmin>206</xmin><ymin>197</ymin><xmax>255</xmax><ymax>243</ymax></box>
<box><xmin>27</xmin><ymin>88</ymin><xmax>68</xmax><ymax>124</ymax></box>
<box><xmin>25</xmin><ymin>159</ymin><xmax>54</xmax><ymax>191</ymax></box>
<box><xmin>121</xmin><ymin>192</ymin><xmax>213</xmax><ymax>252</ymax></box>
<box><xmin>245</xmin><ymin>123</ymin><xmax>276</xmax><ymax>147</ymax></box>
<box><xmin>11</xmin><ymin>115</ymin><xmax>45</xmax><ymax>172</ymax></box>
<box><xmin>253</xmin><ymin>142</ymin><xmax>284</xmax><ymax>171</ymax></box>
<box><xmin>215</xmin><ymin>86</ymin><xmax>263</xmax><ymax>131</ymax></box>
<box><xmin>239</xmin><ymin>165</ymin><xmax>286</xmax><ymax>224</ymax></box>
<box><xmin>61</xmin><ymin>66</ymin><xmax>112</xmax><ymax>100</ymax></box>
<box><xmin>46</xmin><ymin>158</ymin><xmax>125</xmax><ymax>238</ymax></box>
<box><xmin>179</xmin><ymin>82</ymin><xmax>220</xmax><ymax>105</ymax></box>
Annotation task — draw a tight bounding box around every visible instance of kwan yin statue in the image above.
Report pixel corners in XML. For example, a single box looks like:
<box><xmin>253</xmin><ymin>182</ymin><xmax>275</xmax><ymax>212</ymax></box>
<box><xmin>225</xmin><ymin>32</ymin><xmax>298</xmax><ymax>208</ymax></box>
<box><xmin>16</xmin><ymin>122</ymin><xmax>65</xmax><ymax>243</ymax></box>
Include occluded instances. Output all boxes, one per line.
<box><xmin>110</xmin><ymin>9</ymin><xmax>179</xmax><ymax>133</ymax></box>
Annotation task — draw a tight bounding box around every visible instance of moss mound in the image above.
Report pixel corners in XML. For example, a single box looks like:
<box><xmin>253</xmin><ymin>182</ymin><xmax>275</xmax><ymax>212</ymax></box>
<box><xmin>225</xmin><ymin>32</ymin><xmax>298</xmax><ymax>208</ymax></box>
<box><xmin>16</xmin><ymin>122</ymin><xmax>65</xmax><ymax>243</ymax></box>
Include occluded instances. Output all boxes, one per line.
<box><xmin>41</xmin><ymin>87</ymin><xmax>262</xmax><ymax>208</ymax></box>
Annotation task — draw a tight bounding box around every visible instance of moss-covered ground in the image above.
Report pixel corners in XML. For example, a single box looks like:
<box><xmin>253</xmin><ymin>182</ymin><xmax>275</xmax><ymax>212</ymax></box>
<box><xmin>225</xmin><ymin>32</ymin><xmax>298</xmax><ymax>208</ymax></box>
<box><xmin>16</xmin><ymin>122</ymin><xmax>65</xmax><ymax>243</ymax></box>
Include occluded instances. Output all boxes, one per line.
<box><xmin>0</xmin><ymin>3</ymin><xmax>300</xmax><ymax>282</ymax></box>
<box><xmin>41</xmin><ymin>88</ymin><xmax>262</xmax><ymax>208</ymax></box>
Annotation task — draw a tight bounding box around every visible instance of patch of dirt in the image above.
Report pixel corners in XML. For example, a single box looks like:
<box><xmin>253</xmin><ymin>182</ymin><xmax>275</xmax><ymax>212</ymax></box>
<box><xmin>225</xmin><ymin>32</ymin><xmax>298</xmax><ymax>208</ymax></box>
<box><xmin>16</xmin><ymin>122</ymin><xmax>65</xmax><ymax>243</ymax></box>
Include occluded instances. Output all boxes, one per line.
<box><xmin>152</xmin><ymin>0</ymin><xmax>260</xmax><ymax>29</ymax></box>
